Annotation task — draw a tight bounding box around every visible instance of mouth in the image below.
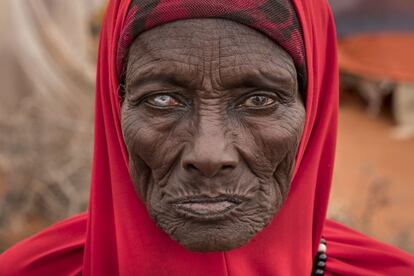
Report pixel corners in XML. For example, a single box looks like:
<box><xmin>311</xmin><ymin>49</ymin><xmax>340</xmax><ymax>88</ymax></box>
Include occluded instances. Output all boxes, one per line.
<box><xmin>169</xmin><ymin>195</ymin><xmax>243</xmax><ymax>220</ymax></box>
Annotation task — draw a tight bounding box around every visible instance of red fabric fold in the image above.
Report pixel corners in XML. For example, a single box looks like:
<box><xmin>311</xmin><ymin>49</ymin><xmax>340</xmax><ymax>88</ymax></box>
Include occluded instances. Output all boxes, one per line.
<box><xmin>324</xmin><ymin>220</ymin><xmax>414</xmax><ymax>276</ymax></box>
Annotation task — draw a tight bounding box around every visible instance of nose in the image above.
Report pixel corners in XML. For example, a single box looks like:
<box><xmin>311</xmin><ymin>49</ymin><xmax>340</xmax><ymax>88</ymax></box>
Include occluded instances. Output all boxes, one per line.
<box><xmin>181</xmin><ymin>127</ymin><xmax>238</xmax><ymax>178</ymax></box>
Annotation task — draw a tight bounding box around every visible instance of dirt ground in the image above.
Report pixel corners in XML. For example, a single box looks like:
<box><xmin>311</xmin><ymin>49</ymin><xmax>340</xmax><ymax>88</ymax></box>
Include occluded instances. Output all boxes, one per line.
<box><xmin>328</xmin><ymin>92</ymin><xmax>414</xmax><ymax>253</ymax></box>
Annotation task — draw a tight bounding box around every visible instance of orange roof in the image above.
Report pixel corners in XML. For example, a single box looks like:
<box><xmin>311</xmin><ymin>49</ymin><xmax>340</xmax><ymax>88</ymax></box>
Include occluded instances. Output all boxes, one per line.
<box><xmin>338</xmin><ymin>33</ymin><xmax>414</xmax><ymax>82</ymax></box>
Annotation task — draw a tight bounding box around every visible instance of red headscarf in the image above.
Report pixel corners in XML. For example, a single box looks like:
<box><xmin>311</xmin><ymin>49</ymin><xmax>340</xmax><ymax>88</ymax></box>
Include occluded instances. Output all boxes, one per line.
<box><xmin>1</xmin><ymin>0</ymin><xmax>414</xmax><ymax>275</ymax></box>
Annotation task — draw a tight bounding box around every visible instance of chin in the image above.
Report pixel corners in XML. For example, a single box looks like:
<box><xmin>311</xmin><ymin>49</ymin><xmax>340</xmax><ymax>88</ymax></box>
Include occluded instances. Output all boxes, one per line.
<box><xmin>146</xmin><ymin>180</ymin><xmax>283</xmax><ymax>252</ymax></box>
<box><xmin>170</xmin><ymin>220</ymin><xmax>256</xmax><ymax>252</ymax></box>
<box><xmin>150</xmin><ymin>204</ymin><xmax>278</xmax><ymax>252</ymax></box>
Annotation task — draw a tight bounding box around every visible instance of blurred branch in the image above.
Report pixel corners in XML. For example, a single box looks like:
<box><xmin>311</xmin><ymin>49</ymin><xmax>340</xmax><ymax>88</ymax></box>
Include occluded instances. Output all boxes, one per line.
<box><xmin>0</xmin><ymin>0</ymin><xmax>105</xmax><ymax>248</ymax></box>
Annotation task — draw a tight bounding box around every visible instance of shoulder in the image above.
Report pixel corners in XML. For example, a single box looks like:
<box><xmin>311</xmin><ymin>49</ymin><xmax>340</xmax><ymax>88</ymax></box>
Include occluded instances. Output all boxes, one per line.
<box><xmin>0</xmin><ymin>213</ymin><xmax>87</xmax><ymax>276</ymax></box>
<box><xmin>324</xmin><ymin>219</ymin><xmax>414</xmax><ymax>275</ymax></box>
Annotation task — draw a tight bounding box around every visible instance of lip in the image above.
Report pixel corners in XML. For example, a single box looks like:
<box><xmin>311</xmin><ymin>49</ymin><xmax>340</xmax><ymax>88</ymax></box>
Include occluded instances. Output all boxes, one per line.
<box><xmin>169</xmin><ymin>196</ymin><xmax>243</xmax><ymax>220</ymax></box>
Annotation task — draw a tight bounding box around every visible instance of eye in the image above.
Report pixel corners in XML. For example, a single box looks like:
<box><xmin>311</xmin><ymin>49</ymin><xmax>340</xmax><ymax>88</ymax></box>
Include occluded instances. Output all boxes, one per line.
<box><xmin>145</xmin><ymin>94</ymin><xmax>184</xmax><ymax>108</ymax></box>
<box><xmin>240</xmin><ymin>94</ymin><xmax>275</xmax><ymax>108</ymax></box>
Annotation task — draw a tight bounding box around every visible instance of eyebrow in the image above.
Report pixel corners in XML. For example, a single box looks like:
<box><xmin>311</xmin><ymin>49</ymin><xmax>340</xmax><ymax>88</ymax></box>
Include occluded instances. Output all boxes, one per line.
<box><xmin>126</xmin><ymin>64</ymin><xmax>196</xmax><ymax>90</ymax></box>
<box><xmin>222</xmin><ymin>68</ymin><xmax>297</xmax><ymax>93</ymax></box>
<box><xmin>126</xmin><ymin>63</ymin><xmax>297</xmax><ymax>95</ymax></box>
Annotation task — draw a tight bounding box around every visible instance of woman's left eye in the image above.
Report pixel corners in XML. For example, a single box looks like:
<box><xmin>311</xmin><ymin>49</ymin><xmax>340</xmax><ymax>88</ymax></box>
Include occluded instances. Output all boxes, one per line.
<box><xmin>146</xmin><ymin>94</ymin><xmax>183</xmax><ymax>107</ymax></box>
<box><xmin>241</xmin><ymin>95</ymin><xmax>275</xmax><ymax>108</ymax></box>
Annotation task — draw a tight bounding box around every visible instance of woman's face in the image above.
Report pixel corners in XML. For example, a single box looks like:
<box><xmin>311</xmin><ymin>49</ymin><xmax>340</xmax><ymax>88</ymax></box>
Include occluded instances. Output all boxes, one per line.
<box><xmin>121</xmin><ymin>19</ymin><xmax>306</xmax><ymax>252</ymax></box>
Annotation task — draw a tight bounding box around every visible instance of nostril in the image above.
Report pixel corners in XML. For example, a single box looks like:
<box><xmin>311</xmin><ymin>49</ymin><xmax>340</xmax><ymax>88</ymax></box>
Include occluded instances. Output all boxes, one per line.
<box><xmin>182</xmin><ymin>160</ymin><xmax>237</xmax><ymax>177</ymax></box>
<box><xmin>184</xmin><ymin>163</ymin><xmax>198</xmax><ymax>172</ymax></box>
<box><xmin>222</xmin><ymin>164</ymin><xmax>235</xmax><ymax>171</ymax></box>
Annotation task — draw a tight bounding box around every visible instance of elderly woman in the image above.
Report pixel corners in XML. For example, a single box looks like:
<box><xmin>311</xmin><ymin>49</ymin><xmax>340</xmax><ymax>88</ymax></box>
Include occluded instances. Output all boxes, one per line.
<box><xmin>1</xmin><ymin>0</ymin><xmax>414</xmax><ymax>275</ymax></box>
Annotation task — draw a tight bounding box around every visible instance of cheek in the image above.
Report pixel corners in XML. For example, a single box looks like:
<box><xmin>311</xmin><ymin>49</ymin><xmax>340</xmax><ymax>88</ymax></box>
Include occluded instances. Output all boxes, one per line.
<box><xmin>122</xmin><ymin>106</ymin><xmax>182</xmax><ymax>167</ymax></box>
<box><xmin>121</xmin><ymin>105</ymin><xmax>192</xmax><ymax>195</ymax></box>
<box><xmin>237</xmin><ymin>104</ymin><xmax>305</xmax><ymax>178</ymax></box>
<box><xmin>264</xmin><ymin>105</ymin><xmax>304</xmax><ymax>159</ymax></box>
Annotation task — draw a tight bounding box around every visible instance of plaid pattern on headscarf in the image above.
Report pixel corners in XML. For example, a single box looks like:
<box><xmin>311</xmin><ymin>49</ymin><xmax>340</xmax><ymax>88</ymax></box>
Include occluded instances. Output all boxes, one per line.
<box><xmin>117</xmin><ymin>0</ymin><xmax>307</xmax><ymax>91</ymax></box>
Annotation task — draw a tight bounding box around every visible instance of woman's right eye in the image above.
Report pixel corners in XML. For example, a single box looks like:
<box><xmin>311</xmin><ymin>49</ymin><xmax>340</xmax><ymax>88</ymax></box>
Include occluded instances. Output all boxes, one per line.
<box><xmin>145</xmin><ymin>94</ymin><xmax>184</xmax><ymax>108</ymax></box>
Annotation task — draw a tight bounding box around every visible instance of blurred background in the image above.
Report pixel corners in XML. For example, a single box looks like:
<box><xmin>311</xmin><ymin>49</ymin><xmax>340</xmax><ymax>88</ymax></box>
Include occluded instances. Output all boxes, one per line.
<box><xmin>0</xmin><ymin>0</ymin><xmax>413</xmax><ymax>254</ymax></box>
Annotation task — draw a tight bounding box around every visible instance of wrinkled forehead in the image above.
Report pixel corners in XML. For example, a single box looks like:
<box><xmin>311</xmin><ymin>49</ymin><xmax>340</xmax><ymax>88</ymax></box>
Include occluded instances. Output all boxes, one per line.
<box><xmin>124</xmin><ymin>19</ymin><xmax>298</xmax><ymax>97</ymax></box>
<box><xmin>127</xmin><ymin>19</ymin><xmax>296</xmax><ymax>79</ymax></box>
<box><xmin>117</xmin><ymin>0</ymin><xmax>306</xmax><ymax>91</ymax></box>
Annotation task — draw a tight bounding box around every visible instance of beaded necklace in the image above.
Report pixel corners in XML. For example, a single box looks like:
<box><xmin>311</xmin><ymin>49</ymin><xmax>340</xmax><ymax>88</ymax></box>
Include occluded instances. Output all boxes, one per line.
<box><xmin>312</xmin><ymin>239</ymin><xmax>327</xmax><ymax>275</ymax></box>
